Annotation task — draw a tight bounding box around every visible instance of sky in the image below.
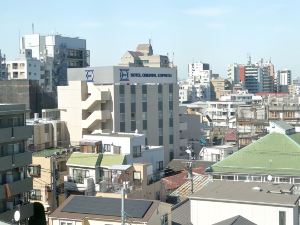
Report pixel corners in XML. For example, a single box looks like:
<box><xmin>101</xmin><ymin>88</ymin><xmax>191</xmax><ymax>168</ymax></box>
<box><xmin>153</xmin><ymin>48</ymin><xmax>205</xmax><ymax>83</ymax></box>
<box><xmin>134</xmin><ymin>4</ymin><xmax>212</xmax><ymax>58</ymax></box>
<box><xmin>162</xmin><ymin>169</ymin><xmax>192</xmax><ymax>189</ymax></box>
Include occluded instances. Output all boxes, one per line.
<box><xmin>0</xmin><ymin>0</ymin><xmax>299</xmax><ymax>79</ymax></box>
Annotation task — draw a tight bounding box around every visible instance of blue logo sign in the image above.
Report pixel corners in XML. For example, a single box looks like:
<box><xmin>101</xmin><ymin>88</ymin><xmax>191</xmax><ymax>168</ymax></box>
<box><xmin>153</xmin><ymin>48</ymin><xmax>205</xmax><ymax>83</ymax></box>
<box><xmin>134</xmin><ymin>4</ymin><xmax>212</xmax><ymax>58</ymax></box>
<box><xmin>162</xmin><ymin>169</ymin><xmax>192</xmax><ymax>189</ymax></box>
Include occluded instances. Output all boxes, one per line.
<box><xmin>120</xmin><ymin>69</ymin><xmax>130</xmax><ymax>81</ymax></box>
<box><xmin>85</xmin><ymin>69</ymin><xmax>94</xmax><ymax>82</ymax></box>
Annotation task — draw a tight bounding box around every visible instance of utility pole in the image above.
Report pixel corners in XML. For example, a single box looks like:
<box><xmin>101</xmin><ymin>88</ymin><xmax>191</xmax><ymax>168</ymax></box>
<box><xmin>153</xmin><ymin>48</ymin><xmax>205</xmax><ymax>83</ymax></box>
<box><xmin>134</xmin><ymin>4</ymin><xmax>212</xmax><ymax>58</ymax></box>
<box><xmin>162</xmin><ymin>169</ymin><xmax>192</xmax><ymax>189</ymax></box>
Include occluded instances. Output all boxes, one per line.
<box><xmin>121</xmin><ymin>182</ymin><xmax>128</xmax><ymax>225</ymax></box>
<box><xmin>186</xmin><ymin>145</ymin><xmax>194</xmax><ymax>194</ymax></box>
<box><xmin>51</xmin><ymin>156</ymin><xmax>57</xmax><ymax>212</ymax></box>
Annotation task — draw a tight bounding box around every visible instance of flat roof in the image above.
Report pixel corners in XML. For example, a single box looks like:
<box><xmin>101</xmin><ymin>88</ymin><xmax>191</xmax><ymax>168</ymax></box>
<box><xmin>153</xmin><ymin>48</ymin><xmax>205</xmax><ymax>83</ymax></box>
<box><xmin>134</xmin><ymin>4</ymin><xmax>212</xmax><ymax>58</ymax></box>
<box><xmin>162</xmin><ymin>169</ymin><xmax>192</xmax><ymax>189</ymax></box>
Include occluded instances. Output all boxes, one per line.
<box><xmin>190</xmin><ymin>181</ymin><xmax>299</xmax><ymax>207</ymax></box>
<box><xmin>32</xmin><ymin>148</ymin><xmax>68</xmax><ymax>157</ymax></box>
<box><xmin>50</xmin><ymin>195</ymin><xmax>159</xmax><ymax>222</ymax></box>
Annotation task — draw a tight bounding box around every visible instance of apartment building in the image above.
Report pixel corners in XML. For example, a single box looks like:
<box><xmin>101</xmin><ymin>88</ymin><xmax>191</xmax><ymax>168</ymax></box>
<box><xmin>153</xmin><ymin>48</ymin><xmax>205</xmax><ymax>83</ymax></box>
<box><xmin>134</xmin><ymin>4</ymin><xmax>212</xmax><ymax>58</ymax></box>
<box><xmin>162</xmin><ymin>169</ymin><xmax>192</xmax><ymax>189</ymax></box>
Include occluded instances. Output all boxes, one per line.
<box><xmin>120</xmin><ymin>42</ymin><xmax>170</xmax><ymax>68</ymax></box>
<box><xmin>58</xmin><ymin>65</ymin><xmax>179</xmax><ymax>162</ymax></box>
<box><xmin>0</xmin><ymin>104</ymin><xmax>33</xmax><ymax>223</ymax></box>
<box><xmin>64</xmin><ymin>132</ymin><xmax>166</xmax><ymax>200</ymax></box>
<box><xmin>210</xmin><ymin>78</ymin><xmax>231</xmax><ymax>100</ymax></box>
<box><xmin>0</xmin><ymin>50</ymin><xmax>6</xmax><ymax>80</ymax></box>
<box><xmin>49</xmin><ymin>195</ymin><xmax>171</xmax><ymax>225</ymax></box>
<box><xmin>6</xmin><ymin>49</ymin><xmax>41</xmax><ymax>84</ymax></box>
<box><xmin>26</xmin><ymin>109</ymin><xmax>69</xmax><ymax>151</ymax></box>
<box><xmin>20</xmin><ymin>33</ymin><xmax>90</xmax><ymax>91</ymax></box>
<box><xmin>30</xmin><ymin>148</ymin><xmax>71</xmax><ymax>214</ymax></box>
<box><xmin>275</xmin><ymin>69</ymin><xmax>292</xmax><ymax>93</ymax></box>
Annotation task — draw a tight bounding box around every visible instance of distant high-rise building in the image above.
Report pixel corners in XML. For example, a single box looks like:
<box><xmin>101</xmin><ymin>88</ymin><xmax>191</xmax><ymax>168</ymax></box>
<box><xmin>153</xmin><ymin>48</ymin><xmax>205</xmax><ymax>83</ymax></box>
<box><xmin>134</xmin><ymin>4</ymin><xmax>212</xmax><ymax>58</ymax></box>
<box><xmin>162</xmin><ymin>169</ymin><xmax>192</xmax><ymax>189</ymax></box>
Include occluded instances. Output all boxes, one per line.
<box><xmin>20</xmin><ymin>33</ymin><xmax>90</xmax><ymax>91</ymax></box>
<box><xmin>187</xmin><ymin>62</ymin><xmax>212</xmax><ymax>100</ymax></box>
<box><xmin>275</xmin><ymin>69</ymin><xmax>291</xmax><ymax>93</ymax></box>
<box><xmin>227</xmin><ymin>64</ymin><xmax>240</xmax><ymax>84</ymax></box>
<box><xmin>0</xmin><ymin>50</ymin><xmax>7</xmax><ymax>80</ymax></box>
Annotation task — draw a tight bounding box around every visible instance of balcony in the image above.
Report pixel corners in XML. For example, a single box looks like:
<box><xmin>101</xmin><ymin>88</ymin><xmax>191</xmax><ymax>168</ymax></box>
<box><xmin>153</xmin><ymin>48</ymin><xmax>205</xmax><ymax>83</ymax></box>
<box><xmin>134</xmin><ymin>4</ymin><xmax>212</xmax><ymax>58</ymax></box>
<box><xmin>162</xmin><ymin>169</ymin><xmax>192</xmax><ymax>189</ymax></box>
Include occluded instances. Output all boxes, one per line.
<box><xmin>0</xmin><ymin>151</ymin><xmax>32</xmax><ymax>172</ymax></box>
<box><xmin>0</xmin><ymin>202</ymin><xmax>33</xmax><ymax>223</ymax></box>
<box><xmin>0</xmin><ymin>177</ymin><xmax>33</xmax><ymax>199</ymax></box>
<box><xmin>0</xmin><ymin>126</ymin><xmax>32</xmax><ymax>143</ymax></box>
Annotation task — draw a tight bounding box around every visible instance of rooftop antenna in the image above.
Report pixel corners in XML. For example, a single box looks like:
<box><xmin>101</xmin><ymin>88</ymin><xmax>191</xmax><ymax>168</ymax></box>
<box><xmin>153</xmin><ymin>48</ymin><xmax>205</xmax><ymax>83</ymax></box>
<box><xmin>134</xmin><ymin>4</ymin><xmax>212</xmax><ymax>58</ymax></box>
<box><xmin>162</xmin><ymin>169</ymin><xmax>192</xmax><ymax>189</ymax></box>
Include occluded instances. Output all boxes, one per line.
<box><xmin>247</xmin><ymin>53</ymin><xmax>251</xmax><ymax>65</ymax></box>
<box><xmin>32</xmin><ymin>23</ymin><xmax>34</xmax><ymax>34</ymax></box>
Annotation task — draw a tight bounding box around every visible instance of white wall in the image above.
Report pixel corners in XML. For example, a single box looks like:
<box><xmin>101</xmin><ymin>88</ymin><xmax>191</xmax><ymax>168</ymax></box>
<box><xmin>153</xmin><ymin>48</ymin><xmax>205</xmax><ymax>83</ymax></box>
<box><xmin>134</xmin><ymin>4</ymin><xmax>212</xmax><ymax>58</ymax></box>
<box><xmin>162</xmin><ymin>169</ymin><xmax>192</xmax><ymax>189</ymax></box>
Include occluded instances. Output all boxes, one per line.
<box><xmin>191</xmin><ymin>199</ymin><xmax>298</xmax><ymax>225</ymax></box>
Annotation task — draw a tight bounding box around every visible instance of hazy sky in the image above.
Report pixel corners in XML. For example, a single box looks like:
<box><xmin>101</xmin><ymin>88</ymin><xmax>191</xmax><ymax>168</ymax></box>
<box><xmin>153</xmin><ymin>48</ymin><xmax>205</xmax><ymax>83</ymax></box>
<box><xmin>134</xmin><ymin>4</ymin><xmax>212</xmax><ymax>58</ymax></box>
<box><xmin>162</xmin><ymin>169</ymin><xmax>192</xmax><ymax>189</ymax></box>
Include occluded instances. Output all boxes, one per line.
<box><xmin>0</xmin><ymin>0</ymin><xmax>299</xmax><ymax>79</ymax></box>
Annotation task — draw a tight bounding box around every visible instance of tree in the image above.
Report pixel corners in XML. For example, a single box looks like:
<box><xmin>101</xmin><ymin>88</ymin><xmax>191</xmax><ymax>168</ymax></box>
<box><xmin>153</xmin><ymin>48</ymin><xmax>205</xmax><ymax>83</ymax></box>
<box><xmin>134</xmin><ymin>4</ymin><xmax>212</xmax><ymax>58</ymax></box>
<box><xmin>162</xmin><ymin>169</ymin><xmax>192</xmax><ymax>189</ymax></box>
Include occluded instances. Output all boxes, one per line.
<box><xmin>28</xmin><ymin>202</ymin><xmax>46</xmax><ymax>225</ymax></box>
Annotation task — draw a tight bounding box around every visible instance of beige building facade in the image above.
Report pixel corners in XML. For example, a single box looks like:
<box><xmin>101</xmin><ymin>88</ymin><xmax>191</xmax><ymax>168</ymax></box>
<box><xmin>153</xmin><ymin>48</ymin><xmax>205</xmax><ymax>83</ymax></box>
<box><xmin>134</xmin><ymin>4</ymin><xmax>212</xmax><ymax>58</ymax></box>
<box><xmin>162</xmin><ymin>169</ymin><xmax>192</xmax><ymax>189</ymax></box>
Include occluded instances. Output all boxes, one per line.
<box><xmin>58</xmin><ymin>66</ymin><xmax>179</xmax><ymax>162</ymax></box>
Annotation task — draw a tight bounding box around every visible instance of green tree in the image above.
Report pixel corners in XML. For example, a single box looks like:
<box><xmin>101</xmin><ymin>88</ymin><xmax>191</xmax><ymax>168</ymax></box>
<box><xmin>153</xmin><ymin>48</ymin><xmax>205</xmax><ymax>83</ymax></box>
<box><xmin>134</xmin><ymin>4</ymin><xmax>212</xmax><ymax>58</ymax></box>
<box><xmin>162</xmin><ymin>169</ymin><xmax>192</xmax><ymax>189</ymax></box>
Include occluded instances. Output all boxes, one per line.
<box><xmin>28</xmin><ymin>202</ymin><xmax>46</xmax><ymax>225</ymax></box>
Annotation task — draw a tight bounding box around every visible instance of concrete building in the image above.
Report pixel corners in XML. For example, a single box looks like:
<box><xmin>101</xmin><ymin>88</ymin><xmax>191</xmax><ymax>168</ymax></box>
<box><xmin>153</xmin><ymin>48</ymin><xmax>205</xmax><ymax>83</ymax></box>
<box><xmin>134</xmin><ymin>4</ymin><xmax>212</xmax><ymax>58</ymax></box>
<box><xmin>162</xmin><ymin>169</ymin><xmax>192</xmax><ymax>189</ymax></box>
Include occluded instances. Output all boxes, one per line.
<box><xmin>30</xmin><ymin>148</ymin><xmax>71</xmax><ymax>214</ymax></box>
<box><xmin>190</xmin><ymin>181</ymin><xmax>299</xmax><ymax>225</ymax></box>
<box><xmin>276</xmin><ymin>69</ymin><xmax>292</xmax><ymax>93</ymax></box>
<box><xmin>227</xmin><ymin>63</ymin><xmax>240</xmax><ymax>84</ymax></box>
<box><xmin>210</xmin><ymin>79</ymin><xmax>231</xmax><ymax>100</ymax></box>
<box><xmin>20</xmin><ymin>33</ymin><xmax>90</xmax><ymax>91</ymax></box>
<box><xmin>49</xmin><ymin>195</ymin><xmax>171</xmax><ymax>225</ymax></box>
<box><xmin>178</xmin><ymin>80</ymin><xmax>197</xmax><ymax>103</ymax></box>
<box><xmin>58</xmin><ymin>65</ymin><xmax>179</xmax><ymax>162</ymax></box>
<box><xmin>0</xmin><ymin>80</ymin><xmax>57</xmax><ymax>117</ymax></box>
<box><xmin>26</xmin><ymin>109</ymin><xmax>69</xmax><ymax>151</ymax></box>
<box><xmin>199</xmin><ymin>145</ymin><xmax>237</xmax><ymax>162</ymax></box>
<box><xmin>120</xmin><ymin>43</ymin><xmax>170</xmax><ymax>68</ymax></box>
<box><xmin>0</xmin><ymin>104</ymin><xmax>33</xmax><ymax>223</ymax></box>
<box><xmin>64</xmin><ymin>132</ymin><xmax>166</xmax><ymax>200</ymax></box>
<box><xmin>187</xmin><ymin>62</ymin><xmax>211</xmax><ymax>100</ymax></box>
<box><xmin>6</xmin><ymin>49</ymin><xmax>42</xmax><ymax>84</ymax></box>
<box><xmin>0</xmin><ymin>50</ymin><xmax>7</xmax><ymax>80</ymax></box>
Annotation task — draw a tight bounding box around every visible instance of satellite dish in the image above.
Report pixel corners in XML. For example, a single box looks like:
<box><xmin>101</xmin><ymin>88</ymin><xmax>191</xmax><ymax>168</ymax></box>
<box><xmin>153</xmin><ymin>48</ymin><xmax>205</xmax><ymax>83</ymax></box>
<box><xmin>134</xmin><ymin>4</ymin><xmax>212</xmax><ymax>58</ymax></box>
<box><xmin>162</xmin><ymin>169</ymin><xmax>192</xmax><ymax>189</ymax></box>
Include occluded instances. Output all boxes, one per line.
<box><xmin>14</xmin><ymin>210</ymin><xmax>20</xmax><ymax>222</ymax></box>
<box><xmin>267</xmin><ymin>175</ymin><xmax>273</xmax><ymax>182</ymax></box>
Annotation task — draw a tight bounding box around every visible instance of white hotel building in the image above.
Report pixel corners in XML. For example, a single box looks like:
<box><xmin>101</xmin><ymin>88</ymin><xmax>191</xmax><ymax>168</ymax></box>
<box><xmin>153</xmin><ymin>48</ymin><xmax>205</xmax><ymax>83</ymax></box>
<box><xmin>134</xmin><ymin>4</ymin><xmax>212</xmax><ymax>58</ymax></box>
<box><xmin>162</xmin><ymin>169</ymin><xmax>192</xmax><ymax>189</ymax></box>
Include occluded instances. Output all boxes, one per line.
<box><xmin>58</xmin><ymin>66</ymin><xmax>179</xmax><ymax>162</ymax></box>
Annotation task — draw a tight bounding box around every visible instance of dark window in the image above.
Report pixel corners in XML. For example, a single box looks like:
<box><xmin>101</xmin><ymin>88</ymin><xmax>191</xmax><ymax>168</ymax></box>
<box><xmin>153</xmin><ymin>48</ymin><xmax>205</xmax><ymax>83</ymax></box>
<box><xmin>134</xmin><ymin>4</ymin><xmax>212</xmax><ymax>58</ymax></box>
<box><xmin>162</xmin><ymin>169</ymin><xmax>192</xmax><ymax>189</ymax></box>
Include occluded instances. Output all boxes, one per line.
<box><xmin>131</xmin><ymin>103</ymin><xmax>136</xmax><ymax>112</ymax></box>
<box><xmin>103</xmin><ymin>144</ymin><xmax>111</xmax><ymax>152</ymax></box>
<box><xmin>159</xmin><ymin>119</ymin><xmax>163</xmax><ymax>128</ymax></box>
<box><xmin>159</xmin><ymin>136</ymin><xmax>163</xmax><ymax>145</ymax></box>
<box><xmin>143</xmin><ymin>120</ymin><xmax>147</xmax><ymax>130</ymax></box>
<box><xmin>157</xmin><ymin>161</ymin><xmax>164</xmax><ymax>171</ymax></box>
<box><xmin>142</xmin><ymin>102</ymin><xmax>147</xmax><ymax>112</ymax></box>
<box><xmin>169</xmin><ymin>84</ymin><xmax>173</xmax><ymax>93</ymax></box>
<box><xmin>169</xmin><ymin>135</ymin><xmax>174</xmax><ymax>144</ymax></box>
<box><xmin>120</xmin><ymin>103</ymin><xmax>125</xmax><ymax>113</ymax></box>
<box><xmin>169</xmin><ymin>152</ymin><xmax>174</xmax><ymax>161</ymax></box>
<box><xmin>279</xmin><ymin>211</ymin><xmax>286</xmax><ymax>225</ymax></box>
<box><xmin>28</xmin><ymin>165</ymin><xmax>41</xmax><ymax>177</ymax></box>
<box><xmin>145</xmin><ymin>137</ymin><xmax>148</xmax><ymax>145</ymax></box>
<box><xmin>169</xmin><ymin>118</ymin><xmax>173</xmax><ymax>127</ymax></box>
<box><xmin>119</xmin><ymin>85</ymin><xmax>124</xmax><ymax>94</ymax></box>
<box><xmin>30</xmin><ymin>189</ymin><xmax>42</xmax><ymax>201</ymax></box>
<box><xmin>142</xmin><ymin>85</ymin><xmax>147</xmax><ymax>94</ymax></box>
<box><xmin>133</xmin><ymin>146</ymin><xmax>142</xmax><ymax>158</ymax></box>
<box><xmin>44</xmin><ymin>124</ymin><xmax>49</xmax><ymax>133</ymax></box>
<box><xmin>158</xmin><ymin>85</ymin><xmax>162</xmax><ymax>93</ymax></box>
<box><xmin>131</xmin><ymin>85</ymin><xmax>136</xmax><ymax>94</ymax></box>
<box><xmin>131</xmin><ymin>121</ymin><xmax>136</xmax><ymax>131</ymax></box>
<box><xmin>158</xmin><ymin>102</ymin><xmax>163</xmax><ymax>111</ymax></box>
<box><xmin>120</xmin><ymin>122</ymin><xmax>125</xmax><ymax>132</ymax></box>
<box><xmin>169</xmin><ymin>101</ymin><xmax>173</xmax><ymax>110</ymax></box>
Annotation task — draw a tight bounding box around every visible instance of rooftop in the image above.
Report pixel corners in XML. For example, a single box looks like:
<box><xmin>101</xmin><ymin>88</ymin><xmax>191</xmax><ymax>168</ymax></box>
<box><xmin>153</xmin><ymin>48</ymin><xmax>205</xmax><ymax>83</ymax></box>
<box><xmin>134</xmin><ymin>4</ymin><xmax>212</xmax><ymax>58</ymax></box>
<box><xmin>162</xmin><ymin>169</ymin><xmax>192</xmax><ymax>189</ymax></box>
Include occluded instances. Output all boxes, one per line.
<box><xmin>172</xmin><ymin>199</ymin><xmax>192</xmax><ymax>225</ymax></box>
<box><xmin>271</xmin><ymin>120</ymin><xmax>294</xmax><ymax>131</ymax></box>
<box><xmin>213</xmin><ymin>215</ymin><xmax>257</xmax><ymax>225</ymax></box>
<box><xmin>211</xmin><ymin>132</ymin><xmax>300</xmax><ymax>176</ymax></box>
<box><xmin>67</xmin><ymin>152</ymin><xmax>126</xmax><ymax>168</ymax></box>
<box><xmin>190</xmin><ymin>181</ymin><xmax>299</xmax><ymax>207</ymax></box>
<box><xmin>167</xmin><ymin>159</ymin><xmax>214</xmax><ymax>173</ymax></box>
<box><xmin>50</xmin><ymin>195</ymin><xmax>159</xmax><ymax>222</ymax></box>
<box><xmin>32</xmin><ymin>148</ymin><xmax>69</xmax><ymax>157</ymax></box>
<box><xmin>86</xmin><ymin>132</ymin><xmax>144</xmax><ymax>138</ymax></box>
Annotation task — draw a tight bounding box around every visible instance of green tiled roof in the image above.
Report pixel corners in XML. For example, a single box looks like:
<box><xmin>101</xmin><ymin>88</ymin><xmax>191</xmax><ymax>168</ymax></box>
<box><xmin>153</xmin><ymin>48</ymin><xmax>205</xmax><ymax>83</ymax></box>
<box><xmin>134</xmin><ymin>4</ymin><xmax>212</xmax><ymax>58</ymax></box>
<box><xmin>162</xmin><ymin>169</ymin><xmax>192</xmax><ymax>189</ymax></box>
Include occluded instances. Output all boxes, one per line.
<box><xmin>67</xmin><ymin>152</ymin><xmax>126</xmax><ymax>168</ymax></box>
<box><xmin>100</xmin><ymin>154</ymin><xmax>126</xmax><ymax>167</ymax></box>
<box><xmin>33</xmin><ymin>148</ymin><xmax>66</xmax><ymax>157</ymax></box>
<box><xmin>67</xmin><ymin>152</ymin><xmax>103</xmax><ymax>168</ymax></box>
<box><xmin>211</xmin><ymin>133</ymin><xmax>300</xmax><ymax>176</ymax></box>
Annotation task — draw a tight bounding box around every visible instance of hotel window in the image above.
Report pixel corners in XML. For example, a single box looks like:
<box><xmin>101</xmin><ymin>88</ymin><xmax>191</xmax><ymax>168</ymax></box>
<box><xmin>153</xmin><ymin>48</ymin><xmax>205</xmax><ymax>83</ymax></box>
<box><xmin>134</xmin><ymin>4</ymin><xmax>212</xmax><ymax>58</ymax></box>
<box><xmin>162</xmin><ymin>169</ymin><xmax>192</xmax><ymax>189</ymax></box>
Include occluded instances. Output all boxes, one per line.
<box><xmin>159</xmin><ymin>136</ymin><xmax>163</xmax><ymax>145</ymax></box>
<box><xmin>131</xmin><ymin>121</ymin><xmax>136</xmax><ymax>131</ymax></box>
<box><xmin>131</xmin><ymin>103</ymin><xmax>136</xmax><ymax>112</ymax></box>
<box><xmin>159</xmin><ymin>119</ymin><xmax>163</xmax><ymax>128</ymax></box>
<box><xmin>120</xmin><ymin>103</ymin><xmax>125</xmax><ymax>113</ymax></box>
<box><xmin>131</xmin><ymin>85</ymin><xmax>136</xmax><ymax>94</ymax></box>
<box><xmin>142</xmin><ymin>102</ymin><xmax>147</xmax><ymax>112</ymax></box>
<box><xmin>169</xmin><ymin>118</ymin><xmax>173</xmax><ymax>127</ymax></box>
<box><xmin>169</xmin><ymin>101</ymin><xmax>173</xmax><ymax>110</ymax></box>
<box><xmin>120</xmin><ymin>113</ymin><xmax>125</xmax><ymax>122</ymax></box>
<box><xmin>279</xmin><ymin>211</ymin><xmax>286</xmax><ymax>225</ymax></box>
<box><xmin>158</xmin><ymin>102</ymin><xmax>163</xmax><ymax>111</ymax></box>
<box><xmin>169</xmin><ymin>135</ymin><xmax>173</xmax><ymax>144</ymax></box>
<box><xmin>120</xmin><ymin>122</ymin><xmax>125</xmax><ymax>132</ymax></box>
<box><xmin>119</xmin><ymin>85</ymin><xmax>124</xmax><ymax>94</ymax></box>
<box><xmin>158</xmin><ymin>85</ymin><xmax>162</xmax><ymax>93</ymax></box>
<box><xmin>143</xmin><ymin>120</ymin><xmax>147</xmax><ymax>130</ymax></box>
<box><xmin>142</xmin><ymin>85</ymin><xmax>147</xmax><ymax>94</ymax></box>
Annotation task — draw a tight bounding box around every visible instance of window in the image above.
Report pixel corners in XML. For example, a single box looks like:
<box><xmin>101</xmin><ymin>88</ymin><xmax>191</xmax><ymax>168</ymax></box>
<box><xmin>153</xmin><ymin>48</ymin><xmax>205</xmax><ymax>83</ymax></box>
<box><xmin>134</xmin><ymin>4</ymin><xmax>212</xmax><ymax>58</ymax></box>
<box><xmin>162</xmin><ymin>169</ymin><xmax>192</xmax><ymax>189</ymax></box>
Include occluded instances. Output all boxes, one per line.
<box><xmin>161</xmin><ymin>214</ymin><xmax>168</xmax><ymax>225</ymax></box>
<box><xmin>169</xmin><ymin>135</ymin><xmax>173</xmax><ymax>144</ymax></box>
<box><xmin>103</xmin><ymin>144</ymin><xmax>111</xmax><ymax>152</ymax></box>
<box><xmin>131</xmin><ymin>112</ymin><xmax>136</xmax><ymax>120</ymax></box>
<box><xmin>142</xmin><ymin>102</ymin><xmax>147</xmax><ymax>112</ymax></box>
<box><xmin>120</xmin><ymin>103</ymin><xmax>125</xmax><ymax>113</ymax></box>
<box><xmin>169</xmin><ymin>101</ymin><xmax>173</xmax><ymax>110</ymax></box>
<box><xmin>131</xmin><ymin>121</ymin><xmax>136</xmax><ymax>131</ymax></box>
<box><xmin>158</xmin><ymin>102</ymin><xmax>163</xmax><ymax>111</ymax></box>
<box><xmin>13</xmin><ymin>72</ymin><xmax>18</xmax><ymax>78</ymax></box>
<box><xmin>158</xmin><ymin>85</ymin><xmax>162</xmax><ymax>93</ymax></box>
<box><xmin>133</xmin><ymin>146</ymin><xmax>141</xmax><ymax>158</ymax></box>
<box><xmin>120</xmin><ymin>113</ymin><xmax>125</xmax><ymax>122</ymax></box>
<box><xmin>131</xmin><ymin>103</ymin><xmax>136</xmax><ymax>112</ymax></box>
<box><xmin>157</xmin><ymin>161</ymin><xmax>163</xmax><ymax>171</ymax></box>
<box><xmin>169</xmin><ymin>84</ymin><xmax>173</xmax><ymax>93</ymax></box>
<box><xmin>44</xmin><ymin>124</ymin><xmax>49</xmax><ymax>133</ymax></box>
<box><xmin>169</xmin><ymin>118</ymin><xmax>173</xmax><ymax>127</ymax></box>
<box><xmin>119</xmin><ymin>85</ymin><xmax>124</xmax><ymax>94</ymax></box>
<box><xmin>279</xmin><ymin>211</ymin><xmax>286</xmax><ymax>225</ymax></box>
<box><xmin>159</xmin><ymin>119</ymin><xmax>163</xmax><ymax>128</ymax></box>
<box><xmin>60</xmin><ymin>222</ymin><xmax>73</xmax><ymax>225</ymax></box>
<box><xmin>133</xmin><ymin>171</ymin><xmax>141</xmax><ymax>180</ymax></box>
<box><xmin>131</xmin><ymin>85</ymin><xmax>136</xmax><ymax>94</ymax></box>
<box><xmin>30</xmin><ymin>189</ymin><xmax>42</xmax><ymax>200</ymax></box>
<box><xmin>143</xmin><ymin>120</ymin><xmax>147</xmax><ymax>130</ymax></box>
<box><xmin>158</xmin><ymin>111</ymin><xmax>163</xmax><ymax>119</ymax></box>
<box><xmin>120</xmin><ymin>122</ymin><xmax>125</xmax><ymax>132</ymax></box>
<box><xmin>159</xmin><ymin>136</ymin><xmax>163</xmax><ymax>145</ymax></box>
<box><xmin>28</xmin><ymin>165</ymin><xmax>41</xmax><ymax>177</ymax></box>
<box><xmin>142</xmin><ymin>85</ymin><xmax>147</xmax><ymax>94</ymax></box>
<box><xmin>169</xmin><ymin>151</ymin><xmax>174</xmax><ymax>160</ymax></box>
